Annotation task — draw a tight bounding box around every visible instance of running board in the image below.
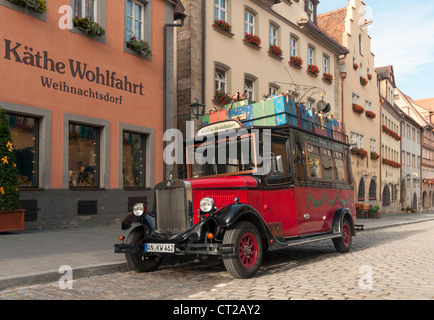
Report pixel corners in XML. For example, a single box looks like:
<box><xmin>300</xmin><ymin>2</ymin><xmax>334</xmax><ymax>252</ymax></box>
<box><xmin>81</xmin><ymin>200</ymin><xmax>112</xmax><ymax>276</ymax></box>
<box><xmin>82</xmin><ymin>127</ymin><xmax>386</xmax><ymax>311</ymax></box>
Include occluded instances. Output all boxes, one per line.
<box><xmin>274</xmin><ymin>233</ymin><xmax>342</xmax><ymax>248</ymax></box>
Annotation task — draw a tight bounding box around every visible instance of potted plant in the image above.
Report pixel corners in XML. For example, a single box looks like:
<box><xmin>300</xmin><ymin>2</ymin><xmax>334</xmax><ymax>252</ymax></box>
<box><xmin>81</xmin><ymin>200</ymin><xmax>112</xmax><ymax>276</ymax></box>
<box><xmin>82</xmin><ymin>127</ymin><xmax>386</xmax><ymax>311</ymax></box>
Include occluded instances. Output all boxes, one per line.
<box><xmin>268</xmin><ymin>45</ymin><xmax>283</xmax><ymax>58</ymax></box>
<box><xmin>322</xmin><ymin>73</ymin><xmax>333</xmax><ymax>83</ymax></box>
<box><xmin>353</xmin><ymin>63</ymin><xmax>359</xmax><ymax>70</ymax></box>
<box><xmin>127</xmin><ymin>36</ymin><xmax>152</xmax><ymax>57</ymax></box>
<box><xmin>370</xmin><ymin>151</ymin><xmax>380</xmax><ymax>161</ymax></box>
<box><xmin>352</xmin><ymin>103</ymin><xmax>364</xmax><ymax>114</ymax></box>
<box><xmin>7</xmin><ymin>0</ymin><xmax>47</xmax><ymax>14</ymax></box>
<box><xmin>289</xmin><ymin>56</ymin><xmax>303</xmax><ymax>68</ymax></box>
<box><xmin>213</xmin><ymin>19</ymin><xmax>232</xmax><ymax>33</ymax></box>
<box><xmin>307</xmin><ymin>64</ymin><xmax>320</xmax><ymax>76</ymax></box>
<box><xmin>0</xmin><ymin>108</ymin><xmax>25</xmax><ymax>233</ymax></box>
<box><xmin>73</xmin><ymin>16</ymin><xmax>105</xmax><ymax>38</ymax></box>
<box><xmin>360</xmin><ymin>76</ymin><xmax>368</xmax><ymax>86</ymax></box>
<box><xmin>244</xmin><ymin>33</ymin><xmax>261</xmax><ymax>48</ymax></box>
<box><xmin>213</xmin><ymin>91</ymin><xmax>233</xmax><ymax>105</ymax></box>
<box><xmin>365</xmin><ymin>110</ymin><xmax>376</xmax><ymax>119</ymax></box>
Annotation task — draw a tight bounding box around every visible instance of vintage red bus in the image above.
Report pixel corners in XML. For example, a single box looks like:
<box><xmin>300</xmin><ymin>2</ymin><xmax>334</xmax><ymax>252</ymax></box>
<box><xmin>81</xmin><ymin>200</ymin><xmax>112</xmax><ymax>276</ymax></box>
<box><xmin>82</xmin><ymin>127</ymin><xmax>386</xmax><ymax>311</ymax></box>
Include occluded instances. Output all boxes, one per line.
<box><xmin>115</xmin><ymin>111</ymin><xmax>356</xmax><ymax>279</ymax></box>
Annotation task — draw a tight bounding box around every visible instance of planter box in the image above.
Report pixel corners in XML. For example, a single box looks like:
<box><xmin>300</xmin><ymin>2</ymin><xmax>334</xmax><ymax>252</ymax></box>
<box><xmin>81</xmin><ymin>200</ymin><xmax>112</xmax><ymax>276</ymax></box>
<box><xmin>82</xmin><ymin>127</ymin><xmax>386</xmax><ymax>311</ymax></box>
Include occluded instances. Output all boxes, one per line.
<box><xmin>0</xmin><ymin>209</ymin><xmax>25</xmax><ymax>232</ymax></box>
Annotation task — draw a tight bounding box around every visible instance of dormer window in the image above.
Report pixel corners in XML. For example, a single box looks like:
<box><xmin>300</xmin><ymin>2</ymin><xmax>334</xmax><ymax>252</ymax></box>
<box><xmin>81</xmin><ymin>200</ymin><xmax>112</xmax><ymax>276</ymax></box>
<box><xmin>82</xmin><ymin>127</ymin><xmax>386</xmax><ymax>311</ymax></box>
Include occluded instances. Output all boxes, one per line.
<box><xmin>305</xmin><ymin>0</ymin><xmax>318</xmax><ymax>24</ymax></box>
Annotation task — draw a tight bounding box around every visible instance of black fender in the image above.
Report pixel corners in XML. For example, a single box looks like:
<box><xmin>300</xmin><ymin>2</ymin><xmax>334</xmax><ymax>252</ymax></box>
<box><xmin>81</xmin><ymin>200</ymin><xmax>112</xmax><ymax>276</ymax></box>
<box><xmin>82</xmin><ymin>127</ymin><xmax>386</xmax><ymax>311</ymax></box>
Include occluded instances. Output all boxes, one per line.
<box><xmin>210</xmin><ymin>203</ymin><xmax>275</xmax><ymax>244</ymax></box>
<box><xmin>121</xmin><ymin>212</ymin><xmax>155</xmax><ymax>231</ymax></box>
<box><xmin>332</xmin><ymin>208</ymin><xmax>356</xmax><ymax>236</ymax></box>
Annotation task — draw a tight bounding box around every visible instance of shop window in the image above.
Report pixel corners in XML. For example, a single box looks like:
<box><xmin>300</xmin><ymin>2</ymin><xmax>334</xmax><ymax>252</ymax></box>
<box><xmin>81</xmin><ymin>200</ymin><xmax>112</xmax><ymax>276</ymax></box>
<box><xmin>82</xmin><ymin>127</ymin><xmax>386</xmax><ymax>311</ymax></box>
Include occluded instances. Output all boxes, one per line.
<box><xmin>7</xmin><ymin>114</ymin><xmax>39</xmax><ymax>188</ymax></box>
<box><xmin>69</xmin><ymin>123</ymin><xmax>100</xmax><ymax>188</ymax></box>
<box><xmin>122</xmin><ymin>131</ymin><xmax>146</xmax><ymax>188</ymax></box>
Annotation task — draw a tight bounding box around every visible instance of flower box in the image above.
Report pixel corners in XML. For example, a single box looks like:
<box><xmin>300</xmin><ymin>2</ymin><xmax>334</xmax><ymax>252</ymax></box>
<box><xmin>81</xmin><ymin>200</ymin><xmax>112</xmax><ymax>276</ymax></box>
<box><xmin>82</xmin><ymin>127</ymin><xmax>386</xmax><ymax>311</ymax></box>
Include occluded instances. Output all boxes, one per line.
<box><xmin>368</xmin><ymin>73</ymin><xmax>373</xmax><ymax>80</ymax></box>
<box><xmin>382</xmin><ymin>125</ymin><xmax>401</xmax><ymax>141</ymax></box>
<box><xmin>244</xmin><ymin>33</ymin><xmax>261</xmax><ymax>48</ymax></box>
<box><xmin>352</xmin><ymin>103</ymin><xmax>364</xmax><ymax>114</ymax></box>
<box><xmin>365</xmin><ymin>110</ymin><xmax>376</xmax><ymax>119</ymax></box>
<box><xmin>360</xmin><ymin>76</ymin><xmax>368</xmax><ymax>86</ymax></box>
<box><xmin>353</xmin><ymin>63</ymin><xmax>359</xmax><ymax>70</ymax></box>
<box><xmin>0</xmin><ymin>209</ymin><xmax>25</xmax><ymax>232</ymax></box>
<box><xmin>370</xmin><ymin>151</ymin><xmax>380</xmax><ymax>161</ymax></box>
<box><xmin>126</xmin><ymin>37</ymin><xmax>151</xmax><ymax>57</ymax></box>
<box><xmin>268</xmin><ymin>45</ymin><xmax>283</xmax><ymax>58</ymax></box>
<box><xmin>7</xmin><ymin>0</ymin><xmax>46</xmax><ymax>14</ymax></box>
<box><xmin>73</xmin><ymin>16</ymin><xmax>105</xmax><ymax>38</ymax></box>
<box><xmin>382</xmin><ymin>158</ymin><xmax>402</xmax><ymax>168</ymax></box>
<box><xmin>213</xmin><ymin>91</ymin><xmax>233</xmax><ymax>105</ymax></box>
<box><xmin>322</xmin><ymin>73</ymin><xmax>333</xmax><ymax>83</ymax></box>
<box><xmin>213</xmin><ymin>20</ymin><xmax>232</xmax><ymax>33</ymax></box>
<box><xmin>289</xmin><ymin>56</ymin><xmax>303</xmax><ymax>68</ymax></box>
<box><xmin>351</xmin><ymin>147</ymin><xmax>368</xmax><ymax>159</ymax></box>
<box><xmin>307</xmin><ymin>64</ymin><xmax>320</xmax><ymax>76</ymax></box>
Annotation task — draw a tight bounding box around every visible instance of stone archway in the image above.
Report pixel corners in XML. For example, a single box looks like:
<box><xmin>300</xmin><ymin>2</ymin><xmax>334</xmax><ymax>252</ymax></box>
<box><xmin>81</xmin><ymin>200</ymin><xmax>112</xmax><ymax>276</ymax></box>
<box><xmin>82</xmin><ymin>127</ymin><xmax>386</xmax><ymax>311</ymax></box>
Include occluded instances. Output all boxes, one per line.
<box><xmin>400</xmin><ymin>181</ymin><xmax>407</xmax><ymax>209</ymax></box>
<box><xmin>382</xmin><ymin>185</ymin><xmax>390</xmax><ymax>206</ymax></box>
<box><xmin>423</xmin><ymin>191</ymin><xmax>429</xmax><ymax>210</ymax></box>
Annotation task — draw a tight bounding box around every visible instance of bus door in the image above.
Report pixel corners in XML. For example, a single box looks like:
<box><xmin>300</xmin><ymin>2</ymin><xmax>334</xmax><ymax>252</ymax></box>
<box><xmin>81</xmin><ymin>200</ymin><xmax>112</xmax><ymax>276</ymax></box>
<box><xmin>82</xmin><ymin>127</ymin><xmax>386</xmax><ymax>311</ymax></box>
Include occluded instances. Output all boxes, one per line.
<box><xmin>262</xmin><ymin>135</ymin><xmax>297</xmax><ymax>237</ymax></box>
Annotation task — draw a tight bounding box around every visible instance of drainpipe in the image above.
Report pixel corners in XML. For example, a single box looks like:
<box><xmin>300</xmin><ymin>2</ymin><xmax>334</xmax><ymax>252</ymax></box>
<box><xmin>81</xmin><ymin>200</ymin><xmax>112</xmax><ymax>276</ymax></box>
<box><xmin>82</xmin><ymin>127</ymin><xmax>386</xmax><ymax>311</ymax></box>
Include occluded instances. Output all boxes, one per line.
<box><xmin>163</xmin><ymin>11</ymin><xmax>186</xmax><ymax>180</ymax></box>
<box><xmin>202</xmin><ymin>0</ymin><xmax>206</xmax><ymax>107</ymax></box>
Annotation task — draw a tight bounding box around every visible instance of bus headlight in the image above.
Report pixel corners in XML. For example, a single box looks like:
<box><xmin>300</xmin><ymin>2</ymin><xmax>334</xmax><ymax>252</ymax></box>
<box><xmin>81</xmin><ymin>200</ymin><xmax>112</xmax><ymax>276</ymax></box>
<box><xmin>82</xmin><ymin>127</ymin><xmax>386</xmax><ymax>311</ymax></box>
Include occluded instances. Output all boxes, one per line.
<box><xmin>133</xmin><ymin>203</ymin><xmax>146</xmax><ymax>217</ymax></box>
<box><xmin>199</xmin><ymin>197</ymin><xmax>215</xmax><ymax>213</ymax></box>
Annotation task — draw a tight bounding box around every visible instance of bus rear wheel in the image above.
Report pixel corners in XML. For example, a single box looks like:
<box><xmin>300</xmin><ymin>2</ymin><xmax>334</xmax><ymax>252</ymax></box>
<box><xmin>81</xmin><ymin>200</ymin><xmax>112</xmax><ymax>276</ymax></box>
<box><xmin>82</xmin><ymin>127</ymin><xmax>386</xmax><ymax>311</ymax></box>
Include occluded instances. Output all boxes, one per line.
<box><xmin>223</xmin><ymin>221</ymin><xmax>263</xmax><ymax>279</ymax></box>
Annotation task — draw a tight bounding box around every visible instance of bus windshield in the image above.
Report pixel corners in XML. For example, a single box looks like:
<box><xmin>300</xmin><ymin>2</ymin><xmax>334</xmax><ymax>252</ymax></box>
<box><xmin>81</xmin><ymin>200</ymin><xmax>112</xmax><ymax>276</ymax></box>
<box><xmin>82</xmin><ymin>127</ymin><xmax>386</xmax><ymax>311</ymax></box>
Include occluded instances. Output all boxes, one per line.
<box><xmin>187</xmin><ymin>134</ymin><xmax>258</xmax><ymax>179</ymax></box>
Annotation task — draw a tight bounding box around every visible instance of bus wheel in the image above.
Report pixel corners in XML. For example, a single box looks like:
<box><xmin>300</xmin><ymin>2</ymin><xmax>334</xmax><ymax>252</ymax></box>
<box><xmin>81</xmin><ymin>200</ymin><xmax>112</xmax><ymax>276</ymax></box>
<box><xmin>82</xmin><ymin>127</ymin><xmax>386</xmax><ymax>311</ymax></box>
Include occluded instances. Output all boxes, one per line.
<box><xmin>332</xmin><ymin>218</ymin><xmax>352</xmax><ymax>253</ymax></box>
<box><xmin>125</xmin><ymin>226</ymin><xmax>163</xmax><ymax>272</ymax></box>
<box><xmin>223</xmin><ymin>221</ymin><xmax>263</xmax><ymax>279</ymax></box>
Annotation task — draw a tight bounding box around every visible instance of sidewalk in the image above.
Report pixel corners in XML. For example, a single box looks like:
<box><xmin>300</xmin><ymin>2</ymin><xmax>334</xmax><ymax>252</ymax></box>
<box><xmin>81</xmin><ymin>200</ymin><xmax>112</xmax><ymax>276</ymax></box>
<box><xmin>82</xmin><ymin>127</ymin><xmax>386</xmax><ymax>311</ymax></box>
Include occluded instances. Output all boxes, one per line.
<box><xmin>1</xmin><ymin>212</ymin><xmax>434</xmax><ymax>291</ymax></box>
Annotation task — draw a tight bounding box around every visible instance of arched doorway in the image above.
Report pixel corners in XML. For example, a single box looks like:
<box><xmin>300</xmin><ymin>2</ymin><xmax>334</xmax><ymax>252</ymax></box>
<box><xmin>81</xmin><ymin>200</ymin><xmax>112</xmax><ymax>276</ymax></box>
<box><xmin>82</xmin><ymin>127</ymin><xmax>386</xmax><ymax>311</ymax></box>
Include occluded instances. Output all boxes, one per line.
<box><xmin>423</xmin><ymin>191</ymin><xmax>428</xmax><ymax>210</ymax></box>
<box><xmin>369</xmin><ymin>180</ymin><xmax>377</xmax><ymax>201</ymax></box>
<box><xmin>401</xmin><ymin>181</ymin><xmax>407</xmax><ymax>209</ymax></box>
<box><xmin>382</xmin><ymin>185</ymin><xmax>391</xmax><ymax>206</ymax></box>
<box><xmin>358</xmin><ymin>178</ymin><xmax>365</xmax><ymax>201</ymax></box>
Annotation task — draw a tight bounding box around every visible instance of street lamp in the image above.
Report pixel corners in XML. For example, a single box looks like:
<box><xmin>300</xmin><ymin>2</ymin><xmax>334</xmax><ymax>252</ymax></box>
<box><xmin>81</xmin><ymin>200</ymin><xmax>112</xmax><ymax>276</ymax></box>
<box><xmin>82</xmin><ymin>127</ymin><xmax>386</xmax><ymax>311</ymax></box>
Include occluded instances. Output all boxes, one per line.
<box><xmin>174</xmin><ymin>100</ymin><xmax>206</xmax><ymax>120</ymax></box>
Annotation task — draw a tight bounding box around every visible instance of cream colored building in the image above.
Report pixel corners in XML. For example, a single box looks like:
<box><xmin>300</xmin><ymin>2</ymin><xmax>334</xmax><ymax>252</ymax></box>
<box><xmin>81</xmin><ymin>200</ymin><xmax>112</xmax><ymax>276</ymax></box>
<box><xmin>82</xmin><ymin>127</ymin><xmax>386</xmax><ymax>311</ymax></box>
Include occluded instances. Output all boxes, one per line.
<box><xmin>376</xmin><ymin>66</ymin><xmax>402</xmax><ymax>213</ymax></box>
<box><xmin>318</xmin><ymin>0</ymin><xmax>381</xmax><ymax>208</ymax></box>
<box><xmin>175</xmin><ymin>0</ymin><xmax>348</xmax><ymax>136</ymax></box>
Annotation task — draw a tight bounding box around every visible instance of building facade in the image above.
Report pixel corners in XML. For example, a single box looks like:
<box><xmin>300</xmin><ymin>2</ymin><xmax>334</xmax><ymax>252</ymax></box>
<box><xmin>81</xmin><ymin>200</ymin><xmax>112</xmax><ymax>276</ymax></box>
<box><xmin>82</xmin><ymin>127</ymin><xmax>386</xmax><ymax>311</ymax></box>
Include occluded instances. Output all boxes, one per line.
<box><xmin>175</xmin><ymin>0</ymin><xmax>348</xmax><ymax>137</ymax></box>
<box><xmin>376</xmin><ymin>65</ymin><xmax>402</xmax><ymax>213</ymax></box>
<box><xmin>318</xmin><ymin>0</ymin><xmax>381</xmax><ymax>208</ymax></box>
<box><xmin>0</xmin><ymin>0</ymin><xmax>183</xmax><ymax>229</ymax></box>
<box><xmin>395</xmin><ymin>89</ymin><xmax>432</xmax><ymax>211</ymax></box>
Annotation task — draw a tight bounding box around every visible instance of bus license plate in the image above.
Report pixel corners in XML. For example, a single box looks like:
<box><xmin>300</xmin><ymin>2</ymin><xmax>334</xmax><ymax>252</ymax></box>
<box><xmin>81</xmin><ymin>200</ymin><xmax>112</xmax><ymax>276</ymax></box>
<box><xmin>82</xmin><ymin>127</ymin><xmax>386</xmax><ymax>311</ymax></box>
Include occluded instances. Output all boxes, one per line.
<box><xmin>144</xmin><ymin>243</ymin><xmax>175</xmax><ymax>253</ymax></box>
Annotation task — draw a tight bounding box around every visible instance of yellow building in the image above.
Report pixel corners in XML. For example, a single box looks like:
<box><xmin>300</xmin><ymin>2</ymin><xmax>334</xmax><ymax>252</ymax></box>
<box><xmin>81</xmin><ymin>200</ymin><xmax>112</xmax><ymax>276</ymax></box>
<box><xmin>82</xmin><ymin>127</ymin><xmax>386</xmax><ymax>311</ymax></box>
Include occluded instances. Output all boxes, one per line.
<box><xmin>175</xmin><ymin>0</ymin><xmax>348</xmax><ymax>135</ymax></box>
<box><xmin>318</xmin><ymin>0</ymin><xmax>381</xmax><ymax>208</ymax></box>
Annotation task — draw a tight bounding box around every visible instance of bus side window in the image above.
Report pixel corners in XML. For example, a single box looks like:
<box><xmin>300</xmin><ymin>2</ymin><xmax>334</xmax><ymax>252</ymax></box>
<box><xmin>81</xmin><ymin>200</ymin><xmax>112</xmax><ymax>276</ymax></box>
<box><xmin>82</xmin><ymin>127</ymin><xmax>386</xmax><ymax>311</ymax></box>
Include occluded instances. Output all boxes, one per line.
<box><xmin>292</xmin><ymin>133</ymin><xmax>307</xmax><ymax>182</ymax></box>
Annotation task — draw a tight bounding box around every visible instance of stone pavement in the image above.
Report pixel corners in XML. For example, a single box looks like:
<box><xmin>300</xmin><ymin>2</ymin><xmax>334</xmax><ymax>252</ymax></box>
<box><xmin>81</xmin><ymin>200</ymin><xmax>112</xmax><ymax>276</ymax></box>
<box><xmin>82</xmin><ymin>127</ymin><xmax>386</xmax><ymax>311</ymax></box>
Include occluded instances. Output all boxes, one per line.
<box><xmin>1</xmin><ymin>212</ymin><xmax>433</xmax><ymax>291</ymax></box>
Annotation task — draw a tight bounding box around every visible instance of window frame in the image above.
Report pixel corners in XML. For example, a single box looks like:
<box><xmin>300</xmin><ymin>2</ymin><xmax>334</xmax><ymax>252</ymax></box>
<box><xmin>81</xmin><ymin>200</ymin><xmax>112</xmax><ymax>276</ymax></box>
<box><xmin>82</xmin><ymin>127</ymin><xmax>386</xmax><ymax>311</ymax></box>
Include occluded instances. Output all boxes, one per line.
<box><xmin>290</xmin><ymin>35</ymin><xmax>299</xmax><ymax>57</ymax></box>
<box><xmin>63</xmin><ymin>113</ymin><xmax>110</xmax><ymax>189</ymax></box>
<box><xmin>244</xmin><ymin>9</ymin><xmax>256</xmax><ymax>35</ymax></box>
<box><xmin>123</xmin><ymin>0</ymin><xmax>152</xmax><ymax>59</ymax></box>
<box><xmin>69</xmin><ymin>0</ymin><xmax>107</xmax><ymax>43</ymax></box>
<box><xmin>214</xmin><ymin>0</ymin><xmax>227</xmax><ymax>21</ymax></box>
<box><xmin>126</xmin><ymin>0</ymin><xmax>145</xmax><ymax>41</ymax></box>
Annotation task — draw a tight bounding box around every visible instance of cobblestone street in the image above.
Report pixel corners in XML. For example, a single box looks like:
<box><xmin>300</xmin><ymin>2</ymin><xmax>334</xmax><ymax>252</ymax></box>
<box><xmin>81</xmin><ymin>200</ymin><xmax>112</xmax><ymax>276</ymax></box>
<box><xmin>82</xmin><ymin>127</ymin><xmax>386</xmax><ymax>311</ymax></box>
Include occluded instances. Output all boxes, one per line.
<box><xmin>1</xmin><ymin>220</ymin><xmax>433</xmax><ymax>301</ymax></box>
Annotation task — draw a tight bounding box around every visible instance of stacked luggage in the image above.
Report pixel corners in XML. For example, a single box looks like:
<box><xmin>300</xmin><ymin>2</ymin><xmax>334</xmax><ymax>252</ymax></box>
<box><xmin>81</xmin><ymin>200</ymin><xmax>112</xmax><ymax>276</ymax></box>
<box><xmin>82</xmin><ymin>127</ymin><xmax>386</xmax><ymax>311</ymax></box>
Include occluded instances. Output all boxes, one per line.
<box><xmin>201</xmin><ymin>94</ymin><xmax>347</xmax><ymax>142</ymax></box>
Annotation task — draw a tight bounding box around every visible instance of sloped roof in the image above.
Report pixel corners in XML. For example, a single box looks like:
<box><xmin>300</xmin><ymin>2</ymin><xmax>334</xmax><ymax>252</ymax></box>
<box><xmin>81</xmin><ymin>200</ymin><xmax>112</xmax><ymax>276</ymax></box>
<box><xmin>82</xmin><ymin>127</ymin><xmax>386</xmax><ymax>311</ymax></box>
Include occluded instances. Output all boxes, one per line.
<box><xmin>415</xmin><ymin>98</ymin><xmax>434</xmax><ymax>112</ymax></box>
<box><xmin>317</xmin><ymin>7</ymin><xmax>347</xmax><ymax>44</ymax></box>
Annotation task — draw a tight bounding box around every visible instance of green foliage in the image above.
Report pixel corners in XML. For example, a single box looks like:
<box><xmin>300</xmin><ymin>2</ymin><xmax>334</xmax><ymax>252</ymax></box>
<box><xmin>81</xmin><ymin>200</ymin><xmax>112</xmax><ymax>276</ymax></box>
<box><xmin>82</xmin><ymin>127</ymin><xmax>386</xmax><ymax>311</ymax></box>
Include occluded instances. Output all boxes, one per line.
<box><xmin>127</xmin><ymin>37</ymin><xmax>152</xmax><ymax>57</ymax></box>
<box><xmin>74</xmin><ymin>16</ymin><xmax>106</xmax><ymax>38</ymax></box>
<box><xmin>8</xmin><ymin>0</ymin><xmax>47</xmax><ymax>14</ymax></box>
<box><xmin>0</xmin><ymin>108</ymin><xmax>20</xmax><ymax>211</ymax></box>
